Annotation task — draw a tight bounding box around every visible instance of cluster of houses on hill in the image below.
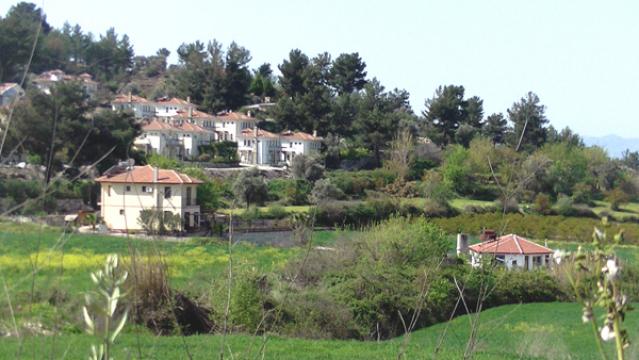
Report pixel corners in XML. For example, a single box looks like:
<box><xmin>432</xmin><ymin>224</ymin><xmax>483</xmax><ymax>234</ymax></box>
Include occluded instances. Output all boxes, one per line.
<box><xmin>111</xmin><ymin>93</ymin><xmax>323</xmax><ymax>166</ymax></box>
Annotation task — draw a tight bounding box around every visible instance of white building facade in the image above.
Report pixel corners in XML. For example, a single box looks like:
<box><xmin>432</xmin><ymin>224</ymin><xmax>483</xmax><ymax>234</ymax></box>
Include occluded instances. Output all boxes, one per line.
<box><xmin>134</xmin><ymin>119</ymin><xmax>214</xmax><ymax>159</ymax></box>
<box><xmin>468</xmin><ymin>234</ymin><xmax>553</xmax><ymax>270</ymax></box>
<box><xmin>96</xmin><ymin>165</ymin><xmax>202</xmax><ymax>232</ymax></box>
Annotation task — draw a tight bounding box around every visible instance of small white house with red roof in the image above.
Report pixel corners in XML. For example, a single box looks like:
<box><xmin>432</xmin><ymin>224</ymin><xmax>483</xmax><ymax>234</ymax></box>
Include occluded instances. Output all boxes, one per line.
<box><xmin>279</xmin><ymin>130</ymin><xmax>322</xmax><ymax>165</ymax></box>
<box><xmin>468</xmin><ymin>234</ymin><xmax>553</xmax><ymax>270</ymax></box>
<box><xmin>96</xmin><ymin>164</ymin><xmax>202</xmax><ymax>232</ymax></box>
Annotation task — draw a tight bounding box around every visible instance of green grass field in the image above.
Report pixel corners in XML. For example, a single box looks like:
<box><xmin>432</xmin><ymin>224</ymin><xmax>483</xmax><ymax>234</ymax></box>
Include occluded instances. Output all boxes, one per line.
<box><xmin>4</xmin><ymin>221</ymin><xmax>639</xmax><ymax>359</ymax></box>
<box><xmin>1</xmin><ymin>302</ymin><xmax>638</xmax><ymax>359</ymax></box>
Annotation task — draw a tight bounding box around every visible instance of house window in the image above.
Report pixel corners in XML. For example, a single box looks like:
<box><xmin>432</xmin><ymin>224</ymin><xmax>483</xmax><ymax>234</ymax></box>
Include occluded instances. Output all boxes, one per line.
<box><xmin>126</xmin><ymin>185</ymin><xmax>131</xmax><ymax>192</ymax></box>
<box><xmin>119</xmin><ymin>209</ymin><xmax>124</xmax><ymax>215</ymax></box>
<box><xmin>164</xmin><ymin>186</ymin><xmax>172</xmax><ymax>199</ymax></box>
<box><xmin>186</xmin><ymin>187</ymin><xmax>192</xmax><ymax>206</ymax></box>
<box><xmin>141</xmin><ymin>185</ymin><xmax>151</xmax><ymax>193</ymax></box>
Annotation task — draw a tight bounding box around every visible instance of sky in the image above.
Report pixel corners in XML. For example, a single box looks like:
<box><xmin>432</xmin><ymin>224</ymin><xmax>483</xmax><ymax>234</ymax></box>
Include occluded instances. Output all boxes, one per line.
<box><xmin>2</xmin><ymin>0</ymin><xmax>639</xmax><ymax>138</ymax></box>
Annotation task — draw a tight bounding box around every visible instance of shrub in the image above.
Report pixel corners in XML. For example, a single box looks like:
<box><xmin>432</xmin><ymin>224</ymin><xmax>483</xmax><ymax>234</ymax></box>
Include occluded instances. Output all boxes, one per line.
<box><xmin>264</xmin><ymin>204</ymin><xmax>289</xmax><ymax>220</ymax></box>
<box><xmin>267</xmin><ymin>179</ymin><xmax>311</xmax><ymax>205</ymax></box>
<box><xmin>495</xmin><ymin>197</ymin><xmax>519</xmax><ymax>213</ymax></box>
<box><xmin>291</xmin><ymin>155</ymin><xmax>325</xmax><ymax>182</ymax></box>
<box><xmin>533</xmin><ymin>193</ymin><xmax>552</xmax><ymax>215</ymax></box>
<box><xmin>310</xmin><ymin>178</ymin><xmax>345</xmax><ymax>204</ymax></box>
<box><xmin>424</xmin><ymin>198</ymin><xmax>457</xmax><ymax>218</ymax></box>
<box><xmin>555</xmin><ymin>195</ymin><xmax>574</xmax><ymax>216</ymax></box>
<box><xmin>328</xmin><ymin>169</ymin><xmax>396</xmax><ymax>197</ymax></box>
<box><xmin>231</xmin><ymin>271</ymin><xmax>267</xmax><ymax>332</ymax></box>
<box><xmin>606</xmin><ymin>187</ymin><xmax>630</xmax><ymax>211</ymax></box>
<box><xmin>197</xmin><ymin>153</ymin><xmax>211</xmax><ymax>162</ymax></box>
<box><xmin>232</xmin><ymin>168</ymin><xmax>268</xmax><ymax>208</ymax></box>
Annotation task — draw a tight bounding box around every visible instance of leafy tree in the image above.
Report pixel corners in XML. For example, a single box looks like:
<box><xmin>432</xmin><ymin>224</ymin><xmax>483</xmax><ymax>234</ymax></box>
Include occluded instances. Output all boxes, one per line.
<box><xmin>310</xmin><ymin>178</ymin><xmax>345</xmax><ymax>204</ymax></box>
<box><xmin>329</xmin><ymin>52</ymin><xmax>367</xmax><ymax>95</ymax></box>
<box><xmin>454</xmin><ymin>123</ymin><xmax>478</xmax><ymax>148</ymax></box>
<box><xmin>606</xmin><ymin>187</ymin><xmax>630</xmax><ymax>211</ymax></box>
<box><xmin>291</xmin><ymin>154</ymin><xmax>325</xmax><ymax>182</ymax></box>
<box><xmin>85</xmin><ymin>28</ymin><xmax>134</xmax><ymax>84</ymax></box>
<box><xmin>353</xmin><ymin>79</ymin><xmax>412</xmax><ymax>165</ymax></box>
<box><xmin>507</xmin><ymin>92</ymin><xmax>548</xmax><ymax>151</ymax></box>
<box><xmin>223</xmin><ymin>42</ymin><xmax>252</xmax><ymax>109</ymax></box>
<box><xmin>232</xmin><ymin>168</ymin><xmax>268</xmax><ymax>208</ymax></box>
<box><xmin>423</xmin><ymin>85</ymin><xmax>483</xmax><ymax>146</ymax></box>
<box><xmin>441</xmin><ymin>145</ymin><xmax>472</xmax><ymax>195</ymax></box>
<box><xmin>83</xmin><ymin>110</ymin><xmax>142</xmax><ymax>172</ymax></box>
<box><xmin>278</xmin><ymin>49</ymin><xmax>309</xmax><ymax>99</ymax></box>
<box><xmin>0</xmin><ymin>2</ymin><xmax>51</xmax><ymax>81</ymax></box>
<box><xmin>483</xmin><ymin>113</ymin><xmax>508</xmax><ymax>145</ymax></box>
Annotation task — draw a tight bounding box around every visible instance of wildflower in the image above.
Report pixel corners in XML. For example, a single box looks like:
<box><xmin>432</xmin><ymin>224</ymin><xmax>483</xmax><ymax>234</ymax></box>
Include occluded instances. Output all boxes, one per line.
<box><xmin>600</xmin><ymin>323</ymin><xmax>616</xmax><ymax>341</ymax></box>
<box><xmin>602</xmin><ymin>258</ymin><xmax>620</xmax><ymax>280</ymax></box>
<box><xmin>581</xmin><ymin>305</ymin><xmax>593</xmax><ymax>323</ymax></box>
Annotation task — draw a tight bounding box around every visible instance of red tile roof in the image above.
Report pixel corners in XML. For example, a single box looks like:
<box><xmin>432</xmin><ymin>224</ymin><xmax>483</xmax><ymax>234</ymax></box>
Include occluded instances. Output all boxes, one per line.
<box><xmin>174</xmin><ymin>121</ymin><xmax>211</xmax><ymax>133</ymax></box>
<box><xmin>95</xmin><ymin>165</ymin><xmax>203</xmax><ymax>184</ymax></box>
<box><xmin>173</xmin><ymin>109</ymin><xmax>215</xmax><ymax>119</ymax></box>
<box><xmin>280</xmin><ymin>130</ymin><xmax>322</xmax><ymax>141</ymax></box>
<box><xmin>214</xmin><ymin>111</ymin><xmax>256</xmax><ymax>121</ymax></box>
<box><xmin>155</xmin><ymin>97</ymin><xmax>191</xmax><ymax>105</ymax></box>
<box><xmin>141</xmin><ymin>119</ymin><xmax>174</xmax><ymax>131</ymax></box>
<box><xmin>112</xmin><ymin>94</ymin><xmax>151</xmax><ymax>103</ymax></box>
<box><xmin>239</xmin><ymin>127</ymin><xmax>279</xmax><ymax>139</ymax></box>
<box><xmin>469</xmin><ymin>234</ymin><xmax>552</xmax><ymax>255</ymax></box>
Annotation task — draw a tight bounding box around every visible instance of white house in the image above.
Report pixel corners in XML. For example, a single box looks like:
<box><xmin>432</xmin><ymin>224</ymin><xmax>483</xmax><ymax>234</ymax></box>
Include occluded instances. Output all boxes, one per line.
<box><xmin>468</xmin><ymin>234</ymin><xmax>553</xmax><ymax>270</ymax></box>
<box><xmin>237</xmin><ymin>127</ymin><xmax>281</xmax><ymax>165</ymax></box>
<box><xmin>212</xmin><ymin>111</ymin><xmax>258</xmax><ymax>142</ymax></box>
<box><xmin>32</xmin><ymin>70</ymin><xmax>98</xmax><ymax>97</ymax></box>
<box><xmin>154</xmin><ymin>96</ymin><xmax>195</xmax><ymax>117</ymax></box>
<box><xmin>279</xmin><ymin>130</ymin><xmax>322</xmax><ymax>165</ymax></box>
<box><xmin>134</xmin><ymin>119</ymin><xmax>214</xmax><ymax>159</ymax></box>
<box><xmin>0</xmin><ymin>83</ymin><xmax>24</xmax><ymax>107</ymax></box>
<box><xmin>95</xmin><ymin>165</ymin><xmax>202</xmax><ymax>232</ymax></box>
<box><xmin>112</xmin><ymin>93</ymin><xmax>156</xmax><ymax>119</ymax></box>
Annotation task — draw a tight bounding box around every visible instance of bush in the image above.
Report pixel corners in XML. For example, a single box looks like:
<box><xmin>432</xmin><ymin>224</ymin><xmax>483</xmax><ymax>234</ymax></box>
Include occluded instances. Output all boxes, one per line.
<box><xmin>533</xmin><ymin>193</ymin><xmax>552</xmax><ymax>215</ymax></box>
<box><xmin>555</xmin><ymin>195</ymin><xmax>574</xmax><ymax>216</ymax></box>
<box><xmin>264</xmin><ymin>204</ymin><xmax>289</xmax><ymax>220</ymax></box>
<box><xmin>606</xmin><ymin>188</ymin><xmax>630</xmax><ymax>211</ymax></box>
<box><xmin>328</xmin><ymin>169</ymin><xmax>396</xmax><ymax>197</ymax></box>
<box><xmin>424</xmin><ymin>198</ymin><xmax>457</xmax><ymax>218</ymax></box>
<box><xmin>495</xmin><ymin>197</ymin><xmax>519</xmax><ymax>213</ymax></box>
<box><xmin>197</xmin><ymin>153</ymin><xmax>211</xmax><ymax>162</ymax></box>
<box><xmin>291</xmin><ymin>155</ymin><xmax>325</xmax><ymax>182</ymax></box>
<box><xmin>231</xmin><ymin>271</ymin><xmax>267</xmax><ymax>332</ymax></box>
<box><xmin>233</xmin><ymin>168</ymin><xmax>268</xmax><ymax>208</ymax></box>
<box><xmin>310</xmin><ymin>178</ymin><xmax>345</xmax><ymax>204</ymax></box>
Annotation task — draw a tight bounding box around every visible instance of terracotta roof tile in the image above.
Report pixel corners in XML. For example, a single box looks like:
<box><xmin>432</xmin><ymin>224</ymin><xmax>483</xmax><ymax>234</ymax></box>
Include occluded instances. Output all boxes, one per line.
<box><xmin>238</xmin><ymin>127</ymin><xmax>279</xmax><ymax>139</ymax></box>
<box><xmin>214</xmin><ymin>111</ymin><xmax>256</xmax><ymax>121</ymax></box>
<box><xmin>112</xmin><ymin>94</ymin><xmax>151</xmax><ymax>103</ymax></box>
<box><xmin>469</xmin><ymin>234</ymin><xmax>552</xmax><ymax>255</ymax></box>
<box><xmin>95</xmin><ymin>165</ymin><xmax>203</xmax><ymax>184</ymax></box>
<box><xmin>155</xmin><ymin>97</ymin><xmax>191</xmax><ymax>105</ymax></box>
<box><xmin>280</xmin><ymin>130</ymin><xmax>322</xmax><ymax>141</ymax></box>
<box><xmin>141</xmin><ymin>119</ymin><xmax>174</xmax><ymax>131</ymax></box>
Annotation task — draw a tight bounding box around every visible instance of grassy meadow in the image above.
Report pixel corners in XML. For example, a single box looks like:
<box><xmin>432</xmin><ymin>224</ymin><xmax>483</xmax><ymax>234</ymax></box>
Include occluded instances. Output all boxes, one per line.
<box><xmin>2</xmin><ymin>220</ymin><xmax>639</xmax><ymax>359</ymax></box>
<box><xmin>2</xmin><ymin>302</ymin><xmax>639</xmax><ymax>359</ymax></box>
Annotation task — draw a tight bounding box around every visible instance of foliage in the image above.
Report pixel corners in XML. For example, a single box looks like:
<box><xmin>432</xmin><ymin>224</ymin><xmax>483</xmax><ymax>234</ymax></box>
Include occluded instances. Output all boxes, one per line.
<box><xmin>232</xmin><ymin>168</ymin><xmax>268</xmax><ymax>208</ymax></box>
<box><xmin>137</xmin><ymin>209</ymin><xmax>182</xmax><ymax>234</ymax></box>
<box><xmin>82</xmin><ymin>254</ymin><xmax>128</xmax><ymax>360</ymax></box>
<box><xmin>441</xmin><ymin>145</ymin><xmax>472</xmax><ymax>195</ymax></box>
<box><xmin>507</xmin><ymin>91</ymin><xmax>548</xmax><ymax>151</ymax></box>
<box><xmin>533</xmin><ymin>193</ymin><xmax>552</xmax><ymax>215</ymax></box>
<box><xmin>267</xmin><ymin>179</ymin><xmax>311</xmax><ymax>205</ymax></box>
<box><xmin>607</xmin><ymin>188</ymin><xmax>630</xmax><ymax>211</ymax></box>
<box><xmin>291</xmin><ymin>154</ymin><xmax>325</xmax><ymax>182</ymax></box>
<box><xmin>422</xmin><ymin>85</ymin><xmax>484</xmax><ymax>146</ymax></box>
<box><xmin>231</xmin><ymin>271</ymin><xmax>266</xmax><ymax>331</ymax></box>
<box><xmin>310</xmin><ymin>178</ymin><xmax>346</xmax><ymax>204</ymax></box>
<box><xmin>328</xmin><ymin>169</ymin><xmax>396</xmax><ymax>197</ymax></box>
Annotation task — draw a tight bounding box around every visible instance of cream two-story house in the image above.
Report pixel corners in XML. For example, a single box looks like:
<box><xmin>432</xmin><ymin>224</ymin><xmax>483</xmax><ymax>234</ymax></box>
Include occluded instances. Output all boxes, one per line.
<box><xmin>96</xmin><ymin>165</ymin><xmax>202</xmax><ymax>232</ymax></box>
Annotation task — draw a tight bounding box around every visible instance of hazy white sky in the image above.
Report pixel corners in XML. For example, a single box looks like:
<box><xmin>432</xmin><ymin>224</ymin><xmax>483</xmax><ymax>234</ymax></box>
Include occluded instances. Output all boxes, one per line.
<box><xmin>2</xmin><ymin>0</ymin><xmax>639</xmax><ymax>137</ymax></box>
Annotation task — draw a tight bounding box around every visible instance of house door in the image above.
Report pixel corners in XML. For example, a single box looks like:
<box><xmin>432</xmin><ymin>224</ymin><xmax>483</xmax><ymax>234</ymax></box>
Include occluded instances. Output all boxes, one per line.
<box><xmin>524</xmin><ymin>256</ymin><xmax>529</xmax><ymax>270</ymax></box>
<box><xmin>184</xmin><ymin>212</ymin><xmax>190</xmax><ymax>229</ymax></box>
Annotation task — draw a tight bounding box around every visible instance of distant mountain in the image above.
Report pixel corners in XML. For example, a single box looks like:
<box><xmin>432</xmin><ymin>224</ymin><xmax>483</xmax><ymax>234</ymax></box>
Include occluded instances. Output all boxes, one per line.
<box><xmin>583</xmin><ymin>135</ymin><xmax>639</xmax><ymax>158</ymax></box>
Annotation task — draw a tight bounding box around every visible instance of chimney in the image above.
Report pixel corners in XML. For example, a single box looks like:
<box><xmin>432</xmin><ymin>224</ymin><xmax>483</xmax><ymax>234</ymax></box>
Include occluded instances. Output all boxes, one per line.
<box><xmin>128</xmin><ymin>91</ymin><xmax>132</xmax><ymax>102</ymax></box>
<box><xmin>456</xmin><ymin>233</ymin><xmax>469</xmax><ymax>256</ymax></box>
<box><xmin>152</xmin><ymin>167</ymin><xmax>159</xmax><ymax>183</ymax></box>
<box><xmin>188</xmin><ymin>106</ymin><xmax>193</xmax><ymax>120</ymax></box>
<box><xmin>312</xmin><ymin>130</ymin><xmax>317</xmax><ymax>138</ymax></box>
<box><xmin>186</xmin><ymin>96</ymin><xmax>191</xmax><ymax>104</ymax></box>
